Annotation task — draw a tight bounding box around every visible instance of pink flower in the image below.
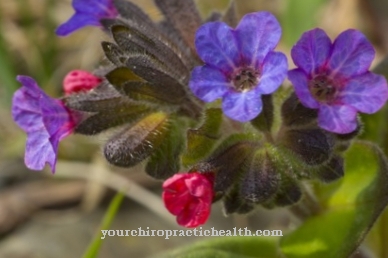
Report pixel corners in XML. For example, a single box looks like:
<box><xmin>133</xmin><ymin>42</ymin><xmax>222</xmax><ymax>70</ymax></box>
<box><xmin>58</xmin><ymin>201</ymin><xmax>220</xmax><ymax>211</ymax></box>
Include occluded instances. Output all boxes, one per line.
<box><xmin>162</xmin><ymin>172</ymin><xmax>214</xmax><ymax>228</ymax></box>
<box><xmin>63</xmin><ymin>70</ymin><xmax>102</xmax><ymax>95</ymax></box>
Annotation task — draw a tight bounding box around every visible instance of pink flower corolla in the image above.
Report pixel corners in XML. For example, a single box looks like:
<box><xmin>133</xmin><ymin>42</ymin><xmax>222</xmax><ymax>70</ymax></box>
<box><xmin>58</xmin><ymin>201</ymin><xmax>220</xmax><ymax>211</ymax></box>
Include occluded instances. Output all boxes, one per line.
<box><xmin>162</xmin><ymin>172</ymin><xmax>214</xmax><ymax>228</ymax></box>
<box><xmin>289</xmin><ymin>28</ymin><xmax>388</xmax><ymax>134</ymax></box>
<box><xmin>56</xmin><ymin>0</ymin><xmax>118</xmax><ymax>36</ymax></box>
<box><xmin>189</xmin><ymin>12</ymin><xmax>288</xmax><ymax>122</ymax></box>
<box><xmin>12</xmin><ymin>76</ymin><xmax>76</xmax><ymax>173</ymax></box>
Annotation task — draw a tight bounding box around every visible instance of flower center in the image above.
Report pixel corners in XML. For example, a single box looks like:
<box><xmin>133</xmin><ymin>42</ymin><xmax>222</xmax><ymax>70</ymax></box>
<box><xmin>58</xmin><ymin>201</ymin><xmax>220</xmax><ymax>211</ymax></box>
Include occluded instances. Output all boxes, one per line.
<box><xmin>309</xmin><ymin>75</ymin><xmax>337</xmax><ymax>102</ymax></box>
<box><xmin>232</xmin><ymin>68</ymin><xmax>259</xmax><ymax>92</ymax></box>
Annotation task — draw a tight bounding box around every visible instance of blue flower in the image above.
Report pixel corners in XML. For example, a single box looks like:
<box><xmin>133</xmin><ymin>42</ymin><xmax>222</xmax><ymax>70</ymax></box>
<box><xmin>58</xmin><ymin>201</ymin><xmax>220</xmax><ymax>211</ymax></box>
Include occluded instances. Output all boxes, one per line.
<box><xmin>12</xmin><ymin>76</ymin><xmax>76</xmax><ymax>172</ymax></box>
<box><xmin>189</xmin><ymin>12</ymin><xmax>288</xmax><ymax>122</ymax></box>
<box><xmin>289</xmin><ymin>28</ymin><xmax>388</xmax><ymax>134</ymax></box>
<box><xmin>56</xmin><ymin>0</ymin><xmax>118</xmax><ymax>36</ymax></box>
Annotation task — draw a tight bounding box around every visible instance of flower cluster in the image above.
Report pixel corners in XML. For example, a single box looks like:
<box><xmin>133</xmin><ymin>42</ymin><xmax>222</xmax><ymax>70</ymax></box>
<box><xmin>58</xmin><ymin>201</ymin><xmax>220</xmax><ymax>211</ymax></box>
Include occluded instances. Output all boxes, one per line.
<box><xmin>11</xmin><ymin>0</ymin><xmax>388</xmax><ymax>228</ymax></box>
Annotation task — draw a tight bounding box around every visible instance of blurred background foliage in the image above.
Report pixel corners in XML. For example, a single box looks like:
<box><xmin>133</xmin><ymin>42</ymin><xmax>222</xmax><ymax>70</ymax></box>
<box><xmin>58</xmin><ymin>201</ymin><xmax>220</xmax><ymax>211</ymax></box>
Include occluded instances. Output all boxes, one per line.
<box><xmin>0</xmin><ymin>0</ymin><xmax>388</xmax><ymax>257</ymax></box>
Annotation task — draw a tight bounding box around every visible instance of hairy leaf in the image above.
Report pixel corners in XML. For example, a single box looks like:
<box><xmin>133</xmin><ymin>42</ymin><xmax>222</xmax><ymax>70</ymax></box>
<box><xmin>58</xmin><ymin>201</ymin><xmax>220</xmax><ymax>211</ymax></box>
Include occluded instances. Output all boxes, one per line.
<box><xmin>280</xmin><ymin>141</ymin><xmax>388</xmax><ymax>257</ymax></box>
<box><xmin>104</xmin><ymin>112</ymin><xmax>169</xmax><ymax>167</ymax></box>
<box><xmin>182</xmin><ymin>108</ymin><xmax>223</xmax><ymax>166</ymax></box>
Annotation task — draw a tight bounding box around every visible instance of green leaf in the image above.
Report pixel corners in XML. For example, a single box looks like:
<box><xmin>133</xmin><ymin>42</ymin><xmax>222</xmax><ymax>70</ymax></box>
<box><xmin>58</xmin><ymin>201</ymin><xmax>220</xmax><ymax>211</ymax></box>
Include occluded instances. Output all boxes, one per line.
<box><xmin>280</xmin><ymin>141</ymin><xmax>388</xmax><ymax>258</ymax></box>
<box><xmin>158</xmin><ymin>236</ymin><xmax>280</xmax><ymax>258</ymax></box>
<box><xmin>145</xmin><ymin>118</ymin><xmax>186</xmax><ymax>179</ymax></box>
<box><xmin>182</xmin><ymin>108</ymin><xmax>223</xmax><ymax>166</ymax></box>
<box><xmin>82</xmin><ymin>192</ymin><xmax>124</xmax><ymax>258</ymax></box>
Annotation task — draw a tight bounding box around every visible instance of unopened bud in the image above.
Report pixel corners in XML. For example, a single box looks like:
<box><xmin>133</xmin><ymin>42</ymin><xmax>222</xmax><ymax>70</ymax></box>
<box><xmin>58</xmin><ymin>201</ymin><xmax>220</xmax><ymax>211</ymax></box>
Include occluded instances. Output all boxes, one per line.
<box><xmin>63</xmin><ymin>70</ymin><xmax>102</xmax><ymax>95</ymax></box>
<box><xmin>280</xmin><ymin>128</ymin><xmax>335</xmax><ymax>166</ymax></box>
<box><xmin>240</xmin><ymin>150</ymin><xmax>280</xmax><ymax>204</ymax></box>
<box><xmin>281</xmin><ymin>93</ymin><xmax>317</xmax><ymax>127</ymax></box>
<box><xmin>314</xmin><ymin>155</ymin><xmax>344</xmax><ymax>183</ymax></box>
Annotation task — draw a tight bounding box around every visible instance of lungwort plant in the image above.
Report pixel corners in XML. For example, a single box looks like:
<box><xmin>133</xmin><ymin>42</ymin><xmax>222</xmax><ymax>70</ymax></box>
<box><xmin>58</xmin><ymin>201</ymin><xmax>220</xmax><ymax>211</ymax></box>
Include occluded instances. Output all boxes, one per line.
<box><xmin>10</xmin><ymin>0</ymin><xmax>388</xmax><ymax>257</ymax></box>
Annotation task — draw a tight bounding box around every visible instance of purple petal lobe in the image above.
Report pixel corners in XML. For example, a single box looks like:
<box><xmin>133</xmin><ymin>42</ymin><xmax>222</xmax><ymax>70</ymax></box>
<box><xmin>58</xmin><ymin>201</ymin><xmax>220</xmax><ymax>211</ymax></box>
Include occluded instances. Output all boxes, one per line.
<box><xmin>318</xmin><ymin>104</ymin><xmax>358</xmax><ymax>134</ymax></box>
<box><xmin>291</xmin><ymin>28</ymin><xmax>331</xmax><ymax>75</ymax></box>
<box><xmin>12</xmin><ymin>76</ymin><xmax>75</xmax><ymax>173</ymax></box>
<box><xmin>56</xmin><ymin>14</ymin><xmax>101</xmax><ymax>36</ymax></box>
<box><xmin>235</xmin><ymin>11</ymin><xmax>281</xmax><ymax>67</ymax></box>
<box><xmin>222</xmin><ymin>90</ymin><xmax>263</xmax><ymax>122</ymax></box>
<box><xmin>73</xmin><ymin>0</ymin><xmax>116</xmax><ymax>15</ymax></box>
<box><xmin>328</xmin><ymin>29</ymin><xmax>375</xmax><ymax>78</ymax></box>
<box><xmin>340</xmin><ymin>72</ymin><xmax>388</xmax><ymax>114</ymax></box>
<box><xmin>195</xmin><ymin>22</ymin><xmax>240</xmax><ymax>74</ymax></box>
<box><xmin>258</xmin><ymin>51</ymin><xmax>288</xmax><ymax>94</ymax></box>
<box><xmin>56</xmin><ymin>0</ymin><xmax>117</xmax><ymax>37</ymax></box>
<box><xmin>288</xmin><ymin>69</ymin><xmax>319</xmax><ymax>109</ymax></box>
<box><xmin>189</xmin><ymin>65</ymin><xmax>230</xmax><ymax>102</ymax></box>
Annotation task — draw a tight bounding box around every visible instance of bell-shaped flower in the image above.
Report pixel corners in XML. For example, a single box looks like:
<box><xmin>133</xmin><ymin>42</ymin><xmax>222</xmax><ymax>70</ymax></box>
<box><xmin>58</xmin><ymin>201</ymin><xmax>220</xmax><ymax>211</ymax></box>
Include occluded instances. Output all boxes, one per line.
<box><xmin>12</xmin><ymin>76</ymin><xmax>77</xmax><ymax>172</ymax></box>
<box><xmin>162</xmin><ymin>172</ymin><xmax>214</xmax><ymax>228</ymax></box>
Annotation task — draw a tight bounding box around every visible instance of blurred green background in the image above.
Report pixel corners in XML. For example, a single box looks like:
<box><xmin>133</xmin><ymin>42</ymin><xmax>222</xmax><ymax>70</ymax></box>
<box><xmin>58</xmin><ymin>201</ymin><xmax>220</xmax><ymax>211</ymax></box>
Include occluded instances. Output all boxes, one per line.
<box><xmin>0</xmin><ymin>0</ymin><xmax>387</xmax><ymax>257</ymax></box>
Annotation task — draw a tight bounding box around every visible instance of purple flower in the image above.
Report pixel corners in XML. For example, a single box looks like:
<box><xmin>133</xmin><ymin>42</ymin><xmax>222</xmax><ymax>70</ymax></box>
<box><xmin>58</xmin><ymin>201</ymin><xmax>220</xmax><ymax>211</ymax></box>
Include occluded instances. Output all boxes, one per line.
<box><xmin>289</xmin><ymin>28</ymin><xmax>388</xmax><ymax>134</ymax></box>
<box><xmin>189</xmin><ymin>12</ymin><xmax>288</xmax><ymax>122</ymax></box>
<box><xmin>56</xmin><ymin>0</ymin><xmax>118</xmax><ymax>36</ymax></box>
<box><xmin>12</xmin><ymin>76</ymin><xmax>76</xmax><ymax>173</ymax></box>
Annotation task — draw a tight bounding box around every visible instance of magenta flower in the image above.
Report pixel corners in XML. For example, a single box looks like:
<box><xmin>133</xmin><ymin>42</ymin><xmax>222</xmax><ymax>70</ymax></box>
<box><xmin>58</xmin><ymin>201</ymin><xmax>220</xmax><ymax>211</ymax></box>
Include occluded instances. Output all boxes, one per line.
<box><xmin>162</xmin><ymin>172</ymin><xmax>214</xmax><ymax>228</ymax></box>
<box><xmin>56</xmin><ymin>0</ymin><xmax>118</xmax><ymax>36</ymax></box>
<box><xmin>12</xmin><ymin>76</ymin><xmax>76</xmax><ymax>173</ymax></box>
<box><xmin>289</xmin><ymin>28</ymin><xmax>388</xmax><ymax>134</ymax></box>
<box><xmin>63</xmin><ymin>70</ymin><xmax>102</xmax><ymax>95</ymax></box>
<box><xmin>189</xmin><ymin>12</ymin><xmax>288</xmax><ymax>122</ymax></box>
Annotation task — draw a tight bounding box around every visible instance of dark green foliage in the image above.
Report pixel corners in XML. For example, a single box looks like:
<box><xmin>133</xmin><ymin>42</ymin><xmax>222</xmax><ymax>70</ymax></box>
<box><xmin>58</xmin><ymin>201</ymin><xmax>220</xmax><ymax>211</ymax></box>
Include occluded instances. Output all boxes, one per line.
<box><xmin>145</xmin><ymin>118</ymin><xmax>186</xmax><ymax>179</ymax></box>
<box><xmin>182</xmin><ymin>108</ymin><xmax>223</xmax><ymax>166</ymax></box>
<box><xmin>154</xmin><ymin>0</ymin><xmax>202</xmax><ymax>52</ymax></box>
<box><xmin>104</xmin><ymin>112</ymin><xmax>169</xmax><ymax>167</ymax></box>
<box><xmin>251</xmin><ymin>94</ymin><xmax>274</xmax><ymax>133</ymax></box>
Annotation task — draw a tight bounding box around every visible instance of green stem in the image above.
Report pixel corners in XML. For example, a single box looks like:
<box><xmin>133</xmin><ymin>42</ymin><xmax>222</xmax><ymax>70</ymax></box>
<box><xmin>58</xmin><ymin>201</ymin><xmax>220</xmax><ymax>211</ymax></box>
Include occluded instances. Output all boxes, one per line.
<box><xmin>82</xmin><ymin>192</ymin><xmax>125</xmax><ymax>258</ymax></box>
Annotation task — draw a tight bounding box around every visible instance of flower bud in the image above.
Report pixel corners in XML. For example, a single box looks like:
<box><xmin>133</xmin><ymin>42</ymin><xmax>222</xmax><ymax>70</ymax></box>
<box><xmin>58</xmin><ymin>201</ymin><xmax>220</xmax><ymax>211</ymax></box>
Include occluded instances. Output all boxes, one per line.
<box><xmin>314</xmin><ymin>155</ymin><xmax>344</xmax><ymax>183</ymax></box>
<box><xmin>281</xmin><ymin>93</ymin><xmax>318</xmax><ymax>127</ymax></box>
<box><xmin>63</xmin><ymin>70</ymin><xmax>102</xmax><ymax>95</ymax></box>
<box><xmin>272</xmin><ymin>177</ymin><xmax>302</xmax><ymax>207</ymax></box>
<box><xmin>279</xmin><ymin>128</ymin><xmax>335</xmax><ymax>166</ymax></box>
<box><xmin>240</xmin><ymin>150</ymin><xmax>280</xmax><ymax>204</ymax></box>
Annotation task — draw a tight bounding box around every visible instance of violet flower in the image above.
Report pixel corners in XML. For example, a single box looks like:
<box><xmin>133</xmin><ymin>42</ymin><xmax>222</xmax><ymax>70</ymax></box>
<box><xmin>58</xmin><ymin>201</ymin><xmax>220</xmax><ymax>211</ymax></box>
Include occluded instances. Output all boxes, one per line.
<box><xmin>289</xmin><ymin>28</ymin><xmax>388</xmax><ymax>134</ymax></box>
<box><xmin>56</xmin><ymin>0</ymin><xmax>118</xmax><ymax>36</ymax></box>
<box><xmin>12</xmin><ymin>76</ymin><xmax>76</xmax><ymax>172</ymax></box>
<box><xmin>189</xmin><ymin>12</ymin><xmax>288</xmax><ymax>122</ymax></box>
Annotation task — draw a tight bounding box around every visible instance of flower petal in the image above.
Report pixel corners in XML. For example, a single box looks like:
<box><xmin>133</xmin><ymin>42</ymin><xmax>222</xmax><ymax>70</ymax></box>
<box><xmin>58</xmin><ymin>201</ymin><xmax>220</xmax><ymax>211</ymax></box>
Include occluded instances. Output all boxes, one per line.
<box><xmin>12</xmin><ymin>76</ymin><xmax>74</xmax><ymax>173</ymax></box>
<box><xmin>258</xmin><ymin>51</ymin><xmax>288</xmax><ymax>94</ymax></box>
<box><xmin>177</xmin><ymin>199</ymin><xmax>211</xmax><ymax>228</ymax></box>
<box><xmin>189</xmin><ymin>65</ymin><xmax>230</xmax><ymax>102</ymax></box>
<box><xmin>73</xmin><ymin>0</ymin><xmax>116</xmax><ymax>15</ymax></box>
<box><xmin>291</xmin><ymin>28</ymin><xmax>332</xmax><ymax>75</ymax></box>
<box><xmin>195</xmin><ymin>22</ymin><xmax>240</xmax><ymax>74</ymax></box>
<box><xmin>222</xmin><ymin>90</ymin><xmax>263</xmax><ymax>122</ymax></box>
<box><xmin>288</xmin><ymin>69</ymin><xmax>319</xmax><ymax>109</ymax></box>
<box><xmin>318</xmin><ymin>104</ymin><xmax>358</xmax><ymax>134</ymax></box>
<box><xmin>328</xmin><ymin>29</ymin><xmax>375</xmax><ymax>78</ymax></box>
<box><xmin>235</xmin><ymin>11</ymin><xmax>281</xmax><ymax>67</ymax></box>
<box><xmin>56</xmin><ymin>13</ymin><xmax>101</xmax><ymax>36</ymax></box>
<box><xmin>25</xmin><ymin>129</ymin><xmax>56</xmax><ymax>171</ymax></box>
<box><xmin>340</xmin><ymin>72</ymin><xmax>388</xmax><ymax>114</ymax></box>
